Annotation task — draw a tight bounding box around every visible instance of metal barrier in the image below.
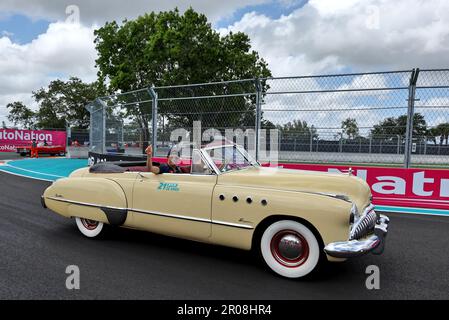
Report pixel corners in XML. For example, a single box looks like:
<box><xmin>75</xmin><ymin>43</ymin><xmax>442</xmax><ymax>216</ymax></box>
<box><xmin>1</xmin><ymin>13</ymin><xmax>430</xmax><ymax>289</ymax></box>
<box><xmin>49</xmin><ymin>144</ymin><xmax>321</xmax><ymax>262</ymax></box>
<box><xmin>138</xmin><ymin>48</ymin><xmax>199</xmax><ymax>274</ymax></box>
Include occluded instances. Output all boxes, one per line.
<box><xmin>86</xmin><ymin>69</ymin><xmax>449</xmax><ymax>167</ymax></box>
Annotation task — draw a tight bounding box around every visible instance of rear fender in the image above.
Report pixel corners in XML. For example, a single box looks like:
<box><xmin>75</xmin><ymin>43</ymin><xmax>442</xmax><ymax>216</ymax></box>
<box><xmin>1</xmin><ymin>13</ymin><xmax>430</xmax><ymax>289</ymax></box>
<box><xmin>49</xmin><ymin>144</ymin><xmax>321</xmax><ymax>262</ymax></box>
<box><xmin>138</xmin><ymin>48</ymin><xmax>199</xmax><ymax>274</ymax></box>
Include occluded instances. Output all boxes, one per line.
<box><xmin>43</xmin><ymin>177</ymin><xmax>128</xmax><ymax>226</ymax></box>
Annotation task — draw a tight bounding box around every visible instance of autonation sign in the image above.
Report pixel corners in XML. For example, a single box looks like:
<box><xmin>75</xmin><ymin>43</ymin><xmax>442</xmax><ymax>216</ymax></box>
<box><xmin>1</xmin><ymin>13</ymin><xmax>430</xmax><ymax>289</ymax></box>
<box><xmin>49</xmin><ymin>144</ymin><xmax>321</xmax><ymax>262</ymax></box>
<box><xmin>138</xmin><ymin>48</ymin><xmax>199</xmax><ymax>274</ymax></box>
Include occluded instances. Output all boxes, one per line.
<box><xmin>0</xmin><ymin>129</ymin><xmax>66</xmax><ymax>152</ymax></box>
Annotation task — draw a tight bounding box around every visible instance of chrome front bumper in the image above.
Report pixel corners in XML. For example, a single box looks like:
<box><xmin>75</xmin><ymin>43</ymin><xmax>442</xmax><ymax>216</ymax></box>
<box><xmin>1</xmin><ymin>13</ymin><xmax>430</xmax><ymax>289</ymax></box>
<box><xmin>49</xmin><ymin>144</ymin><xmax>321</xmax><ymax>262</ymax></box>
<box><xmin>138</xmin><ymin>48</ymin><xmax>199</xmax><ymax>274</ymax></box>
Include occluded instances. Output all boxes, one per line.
<box><xmin>324</xmin><ymin>210</ymin><xmax>389</xmax><ymax>259</ymax></box>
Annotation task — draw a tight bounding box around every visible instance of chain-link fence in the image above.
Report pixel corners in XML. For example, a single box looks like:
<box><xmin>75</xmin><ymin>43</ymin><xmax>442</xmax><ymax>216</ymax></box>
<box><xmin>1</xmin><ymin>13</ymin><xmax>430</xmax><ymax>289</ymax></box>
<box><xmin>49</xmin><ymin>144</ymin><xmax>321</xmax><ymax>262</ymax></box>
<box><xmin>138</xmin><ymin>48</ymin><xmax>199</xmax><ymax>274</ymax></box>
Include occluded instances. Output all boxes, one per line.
<box><xmin>66</xmin><ymin>127</ymin><xmax>89</xmax><ymax>158</ymax></box>
<box><xmin>86</xmin><ymin>88</ymin><xmax>155</xmax><ymax>155</ymax></box>
<box><xmin>87</xmin><ymin>68</ymin><xmax>449</xmax><ymax>167</ymax></box>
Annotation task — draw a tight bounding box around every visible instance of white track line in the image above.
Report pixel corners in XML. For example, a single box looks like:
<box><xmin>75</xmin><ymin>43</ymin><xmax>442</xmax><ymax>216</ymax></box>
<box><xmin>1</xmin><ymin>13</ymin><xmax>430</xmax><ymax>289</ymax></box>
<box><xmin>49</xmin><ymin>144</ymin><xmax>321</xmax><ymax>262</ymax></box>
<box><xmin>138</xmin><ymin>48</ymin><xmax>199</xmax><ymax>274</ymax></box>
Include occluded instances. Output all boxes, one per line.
<box><xmin>3</xmin><ymin>163</ymin><xmax>65</xmax><ymax>178</ymax></box>
<box><xmin>0</xmin><ymin>169</ymin><xmax>55</xmax><ymax>182</ymax></box>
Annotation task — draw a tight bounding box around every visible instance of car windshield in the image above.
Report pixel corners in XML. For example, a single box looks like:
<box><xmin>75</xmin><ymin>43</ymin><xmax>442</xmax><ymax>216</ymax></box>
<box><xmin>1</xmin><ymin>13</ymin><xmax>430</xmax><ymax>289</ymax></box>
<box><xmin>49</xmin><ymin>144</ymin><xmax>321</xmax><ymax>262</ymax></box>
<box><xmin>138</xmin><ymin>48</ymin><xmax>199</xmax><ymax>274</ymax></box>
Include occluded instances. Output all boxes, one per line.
<box><xmin>205</xmin><ymin>145</ymin><xmax>258</xmax><ymax>173</ymax></box>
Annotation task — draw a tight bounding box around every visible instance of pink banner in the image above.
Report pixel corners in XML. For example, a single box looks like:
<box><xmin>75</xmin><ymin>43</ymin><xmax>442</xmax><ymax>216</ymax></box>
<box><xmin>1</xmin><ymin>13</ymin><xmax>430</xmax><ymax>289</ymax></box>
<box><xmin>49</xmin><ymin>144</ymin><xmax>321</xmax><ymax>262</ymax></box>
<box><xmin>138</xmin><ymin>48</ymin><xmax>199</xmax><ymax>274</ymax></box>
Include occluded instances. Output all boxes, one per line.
<box><xmin>0</xmin><ymin>129</ymin><xmax>66</xmax><ymax>152</ymax></box>
<box><xmin>279</xmin><ymin>163</ymin><xmax>449</xmax><ymax>211</ymax></box>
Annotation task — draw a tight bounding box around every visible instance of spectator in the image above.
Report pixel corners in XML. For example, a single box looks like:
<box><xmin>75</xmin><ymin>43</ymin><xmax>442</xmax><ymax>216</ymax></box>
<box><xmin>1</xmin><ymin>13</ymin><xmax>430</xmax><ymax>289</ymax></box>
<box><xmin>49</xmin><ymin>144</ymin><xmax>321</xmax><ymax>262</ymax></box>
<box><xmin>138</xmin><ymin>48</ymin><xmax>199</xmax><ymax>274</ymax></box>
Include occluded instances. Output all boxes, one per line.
<box><xmin>30</xmin><ymin>139</ymin><xmax>38</xmax><ymax>158</ymax></box>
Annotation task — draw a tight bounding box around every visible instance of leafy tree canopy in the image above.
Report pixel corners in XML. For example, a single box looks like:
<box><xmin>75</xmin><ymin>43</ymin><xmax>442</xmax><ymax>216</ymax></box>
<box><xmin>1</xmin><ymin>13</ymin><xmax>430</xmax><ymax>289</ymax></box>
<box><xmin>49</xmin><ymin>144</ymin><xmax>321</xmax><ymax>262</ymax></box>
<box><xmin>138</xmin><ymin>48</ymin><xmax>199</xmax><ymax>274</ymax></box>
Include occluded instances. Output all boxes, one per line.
<box><xmin>6</xmin><ymin>77</ymin><xmax>104</xmax><ymax>130</ymax></box>
<box><xmin>7</xmin><ymin>102</ymin><xmax>35</xmax><ymax>129</ymax></box>
<box><xmin>430</xmin><ymin>123</ymin><xmax>449</xmax><ymax>145</ymax></box>
<box><xmin>371</xmin><ymin>113</ymin><xmax>427</xmax><ymax>138</ymax></box>
<box><xmin>94</xmin><ymin>8</ymin><xmax>272</xmax><ymax>134</ymax></box>
<box><xmin>95</xmin><ymin>8</ymin><xmax>271</xmax><ymax>91</ymax></box>
<box><xmin>341</xmin><ymin>118</ymin><xmax>359</xmax><ymax>139</ymax></box>
<box><xmin>277</xmin><ymin>120</ymin><xmax>318</xmax><ymax>140</ymax></box>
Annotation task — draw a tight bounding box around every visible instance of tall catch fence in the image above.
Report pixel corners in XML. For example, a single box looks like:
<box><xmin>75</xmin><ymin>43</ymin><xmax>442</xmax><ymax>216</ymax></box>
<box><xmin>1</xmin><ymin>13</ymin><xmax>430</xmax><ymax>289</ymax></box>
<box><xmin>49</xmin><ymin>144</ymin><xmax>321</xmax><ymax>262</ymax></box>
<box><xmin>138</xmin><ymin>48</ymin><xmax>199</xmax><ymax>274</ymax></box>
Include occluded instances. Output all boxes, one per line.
<box><xmin>87</xmin><ymin>68</ymin><xmax>449</xmax><ymax>167</ymax></box>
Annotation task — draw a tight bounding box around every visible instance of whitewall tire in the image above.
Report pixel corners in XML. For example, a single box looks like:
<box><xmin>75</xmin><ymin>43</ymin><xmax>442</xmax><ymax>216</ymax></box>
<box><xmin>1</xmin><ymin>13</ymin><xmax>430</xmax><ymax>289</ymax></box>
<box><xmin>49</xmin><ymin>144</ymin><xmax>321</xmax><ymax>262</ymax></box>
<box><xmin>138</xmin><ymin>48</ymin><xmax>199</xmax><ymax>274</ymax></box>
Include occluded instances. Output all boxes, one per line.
<box><xmin>260</xmin><ymin>220</ymin><xmax>321</xmax><ymax>279</ymax></box>
<box><xmin>75</xmin><ymin>217</ymin><xmax>105</xmax><ymax>238</ymax></box>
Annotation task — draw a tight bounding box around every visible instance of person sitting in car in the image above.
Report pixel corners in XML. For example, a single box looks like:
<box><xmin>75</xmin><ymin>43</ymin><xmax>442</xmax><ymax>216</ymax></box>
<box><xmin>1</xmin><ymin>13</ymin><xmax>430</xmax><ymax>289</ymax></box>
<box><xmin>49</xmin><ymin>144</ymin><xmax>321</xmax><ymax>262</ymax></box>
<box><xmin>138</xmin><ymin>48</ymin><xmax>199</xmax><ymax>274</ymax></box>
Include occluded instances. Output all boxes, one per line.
<box><xmin>145</xmin><ymin>145</ymin><xmax>183</xmax><ymax>174</ymax></box>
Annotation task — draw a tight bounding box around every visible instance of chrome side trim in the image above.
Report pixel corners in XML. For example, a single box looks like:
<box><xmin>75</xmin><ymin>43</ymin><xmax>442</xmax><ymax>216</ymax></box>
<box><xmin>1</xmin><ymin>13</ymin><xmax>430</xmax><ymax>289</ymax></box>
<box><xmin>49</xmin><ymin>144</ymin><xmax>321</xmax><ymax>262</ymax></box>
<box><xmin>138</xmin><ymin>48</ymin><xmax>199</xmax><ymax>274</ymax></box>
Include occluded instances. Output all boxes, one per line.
<box><xmin>46</xmin><ymin>196</ymin><xmax>124</xmax><ymax>211</ymax></box>
<box><xmin>130</xmin><ymin>208</ymin><xmax>210</xmax><ymax>223</ymax></box>
<box><xmin>44</xmin><ymin>197</ymin><xmax>254</xmax><ymax>230</ymax></box>
<box><xmin>307</xmin><ymin>192</ymin><xmax>351</xmax><ymax>203</ymax></box>
<box><xmin>130</xmin><ymin>209</ymin><xmax>254</xmax><ymax>229</ymax></box>
<box><xmin>211</xmin><ymin>219</ymin><xmax>254</xmax><ymax>230</ymax></box>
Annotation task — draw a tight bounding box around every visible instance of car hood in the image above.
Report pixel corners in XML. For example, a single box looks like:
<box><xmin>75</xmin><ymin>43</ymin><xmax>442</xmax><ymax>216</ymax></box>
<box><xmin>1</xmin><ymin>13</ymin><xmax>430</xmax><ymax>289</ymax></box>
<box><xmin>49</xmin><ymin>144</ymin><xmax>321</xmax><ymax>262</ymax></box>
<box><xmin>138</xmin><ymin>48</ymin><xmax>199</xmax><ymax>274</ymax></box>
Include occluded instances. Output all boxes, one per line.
<box><xmin>217</xmin><ymin>166</ymin><xmax>371</xmax><ymax>210</ymax></box>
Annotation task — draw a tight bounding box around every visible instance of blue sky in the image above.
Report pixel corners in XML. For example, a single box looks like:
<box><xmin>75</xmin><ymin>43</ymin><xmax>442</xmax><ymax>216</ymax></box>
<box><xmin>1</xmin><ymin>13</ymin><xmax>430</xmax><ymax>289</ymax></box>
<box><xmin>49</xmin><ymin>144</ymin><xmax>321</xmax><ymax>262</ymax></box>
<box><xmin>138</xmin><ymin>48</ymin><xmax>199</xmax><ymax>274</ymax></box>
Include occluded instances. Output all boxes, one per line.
<box><xmin>1</xmin><ymin>1</ymin><xmax>310</xmax><ymax>43</ymax></box>
<box><xmin>216</xmin><ymin>0</ymin><xmax>308</xmax><ymax>28</ymax></box>
<box><xmin>0</xmin><ymin>14</ymin><xmax>52</xmax><ymax>43</ymax></box>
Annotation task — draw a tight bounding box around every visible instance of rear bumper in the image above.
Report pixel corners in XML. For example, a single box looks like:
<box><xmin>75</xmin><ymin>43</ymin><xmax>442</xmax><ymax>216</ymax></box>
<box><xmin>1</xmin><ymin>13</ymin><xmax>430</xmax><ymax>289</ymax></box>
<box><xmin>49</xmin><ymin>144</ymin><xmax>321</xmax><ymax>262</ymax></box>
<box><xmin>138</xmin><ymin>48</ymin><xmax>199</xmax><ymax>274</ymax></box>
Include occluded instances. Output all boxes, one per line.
<box><xmin>324</xmin><ymin>214</ymin><xmax>389</xmax><ymax>258</ymax></box>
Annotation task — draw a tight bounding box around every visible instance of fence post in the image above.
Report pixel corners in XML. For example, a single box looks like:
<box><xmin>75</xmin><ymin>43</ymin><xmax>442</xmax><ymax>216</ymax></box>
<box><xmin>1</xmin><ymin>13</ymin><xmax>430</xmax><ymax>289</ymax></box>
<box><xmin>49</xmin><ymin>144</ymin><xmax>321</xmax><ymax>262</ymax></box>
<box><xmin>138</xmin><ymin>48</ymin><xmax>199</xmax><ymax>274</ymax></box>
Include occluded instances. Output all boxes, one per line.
<box><xmin>309</xmin><ymin>134</ymin><xmax>313</xmax><ymax>152</ymax></box>
<box><xmin>359</xmin><ymin>136</ymin><xmax>362</xmax><ymax>153</ymax></box>
<box><xmin>96</xmin><ymin>98</ymin><xmax>107</xmax><ymax>155</ymax></box>
<box><xmin>254</xmin><ymin>78</ymin><xmax>262</xmax><ymax>162</ymax></box>
<box><xmin>65</xmin><ymin>122</ymin><xmax>70</xmax><ymax>157</ymax></box>
<box><xmin>397</xmin><ymin>134</ymin><xmax>400</xmax><ymax>154</ymax></box>
<box><xmin>424</xmin><ymin>136</ymin><xmax>427</xmax><ymax>155</ymax></box>
<box><xmin>404</xmin><ymin>68</ymin><xmax>420</xmax><ymax>168</ymax></box>
<box><xmin>148</xmin><ymin>86</ymin><xmax>158</xmax><ymax>157</ymax></box>
<box><xmin>88</xmin><ymin>105</ymin><xmax>92</xmax><ymax>152</ymax></box>
<box><xmin>369</xmin><ymin>136</ymin><xmax>372</xmax><ymax>154</ymax></box>
<box><xmin>84</xmin><ymin>103</ymin><xmax>93</xmax><ymax>154</ymax></box>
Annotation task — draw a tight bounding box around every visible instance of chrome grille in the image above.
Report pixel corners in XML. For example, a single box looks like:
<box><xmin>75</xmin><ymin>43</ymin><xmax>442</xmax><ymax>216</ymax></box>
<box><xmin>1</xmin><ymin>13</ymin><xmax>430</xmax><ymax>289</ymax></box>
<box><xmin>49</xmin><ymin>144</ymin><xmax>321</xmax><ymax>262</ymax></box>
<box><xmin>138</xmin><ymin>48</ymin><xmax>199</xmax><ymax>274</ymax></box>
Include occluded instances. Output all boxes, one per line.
<box><xmin>350</xmin><ymin>209</ymin><xmax>377</xmax><ymax>240</ymax></box>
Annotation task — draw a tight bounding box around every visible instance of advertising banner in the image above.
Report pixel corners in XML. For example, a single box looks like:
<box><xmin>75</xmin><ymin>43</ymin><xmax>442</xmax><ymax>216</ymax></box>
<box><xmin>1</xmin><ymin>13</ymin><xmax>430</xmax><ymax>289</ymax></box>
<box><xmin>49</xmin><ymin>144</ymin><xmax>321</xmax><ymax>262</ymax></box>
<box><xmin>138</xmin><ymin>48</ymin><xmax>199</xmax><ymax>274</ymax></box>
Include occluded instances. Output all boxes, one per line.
<box><xmin>0</xmin><ymin>129</ymin><xmax>67</xmax><ymax>152</ymax></box>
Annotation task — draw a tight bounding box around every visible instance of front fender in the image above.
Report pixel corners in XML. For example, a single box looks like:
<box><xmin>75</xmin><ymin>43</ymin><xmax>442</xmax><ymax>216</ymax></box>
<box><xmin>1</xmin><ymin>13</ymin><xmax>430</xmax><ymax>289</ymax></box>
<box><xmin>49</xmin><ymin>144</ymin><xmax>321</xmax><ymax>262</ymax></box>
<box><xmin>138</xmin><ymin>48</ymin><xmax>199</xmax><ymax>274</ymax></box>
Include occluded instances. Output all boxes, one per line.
<box><xmin>211</xmin><ymin>186</ymin><xmax>352</xmax><ymax>251</ymax></box>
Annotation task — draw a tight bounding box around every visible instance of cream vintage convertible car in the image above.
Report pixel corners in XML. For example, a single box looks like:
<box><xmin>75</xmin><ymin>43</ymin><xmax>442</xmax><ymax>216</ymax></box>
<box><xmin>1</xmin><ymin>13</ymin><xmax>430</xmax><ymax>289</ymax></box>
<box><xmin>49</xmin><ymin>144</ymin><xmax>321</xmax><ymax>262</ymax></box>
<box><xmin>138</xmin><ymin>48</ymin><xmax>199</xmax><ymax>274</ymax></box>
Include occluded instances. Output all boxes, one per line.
<box><xmin>41</xmin><ymin>143</ymin><xmax>389</xmax><ymax>279</ymax></box>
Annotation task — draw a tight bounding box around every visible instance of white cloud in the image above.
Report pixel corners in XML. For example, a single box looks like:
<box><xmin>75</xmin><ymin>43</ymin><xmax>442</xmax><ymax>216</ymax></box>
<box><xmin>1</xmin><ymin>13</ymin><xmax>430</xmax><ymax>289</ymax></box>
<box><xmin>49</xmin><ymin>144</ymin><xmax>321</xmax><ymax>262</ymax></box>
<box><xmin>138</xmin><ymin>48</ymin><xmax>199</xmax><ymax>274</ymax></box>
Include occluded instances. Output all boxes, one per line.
<box><xmin>0</xmin><ymin>0</ymin><xmax>268</xmax><ymax>25</ymax></box>
<box><xmin>0</xmin><ymin>22</ymin><xmax>97</xmax><ymax>124</ymax></box>
<box><xmin>221</xmin><ymin>0</ymin><xmax>449</xmax><ymax>76</ymax></box>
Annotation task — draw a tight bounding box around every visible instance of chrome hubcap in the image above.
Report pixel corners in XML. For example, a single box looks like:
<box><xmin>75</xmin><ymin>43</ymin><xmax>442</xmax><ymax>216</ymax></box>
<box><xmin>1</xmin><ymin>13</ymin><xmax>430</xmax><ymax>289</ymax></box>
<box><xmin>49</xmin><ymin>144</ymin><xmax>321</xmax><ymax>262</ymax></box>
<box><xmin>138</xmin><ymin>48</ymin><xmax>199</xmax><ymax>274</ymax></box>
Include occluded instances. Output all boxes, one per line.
<box><xmin>278</xmin><ymin>234</ymin><xmax>304</xmax><ymax>260</ymax></box>
<box><xmin>81</xmin><ymin>218</ymin><xmax>99</xmax><ymax>230</ymax></box>
<box><xmin>270</xmin><ymin>230</ymin><xmax>309</xmax><ymax>267</ymax></box>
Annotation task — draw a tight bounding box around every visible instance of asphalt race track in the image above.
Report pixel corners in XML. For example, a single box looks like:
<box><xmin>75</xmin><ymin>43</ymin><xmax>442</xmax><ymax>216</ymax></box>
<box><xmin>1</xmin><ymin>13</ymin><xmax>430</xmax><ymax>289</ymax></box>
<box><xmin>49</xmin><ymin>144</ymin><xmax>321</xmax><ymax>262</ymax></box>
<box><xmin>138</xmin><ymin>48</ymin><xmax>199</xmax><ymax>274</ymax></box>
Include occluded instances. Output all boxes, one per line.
<box><xmin>1</xmin><ymin>171</ymin><xmax>448</xmax><ymax>300</ymax></box>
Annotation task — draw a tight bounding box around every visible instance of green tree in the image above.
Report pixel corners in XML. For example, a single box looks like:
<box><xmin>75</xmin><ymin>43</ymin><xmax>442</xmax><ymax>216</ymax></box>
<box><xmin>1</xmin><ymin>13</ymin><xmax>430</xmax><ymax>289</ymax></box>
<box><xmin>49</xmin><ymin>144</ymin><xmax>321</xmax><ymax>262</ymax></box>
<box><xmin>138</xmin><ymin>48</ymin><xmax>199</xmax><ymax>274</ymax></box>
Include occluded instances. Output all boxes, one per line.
<box><xmin>6</xmin><ymin>102</ymin><xmax>36</xmax><ymax>129</ymax></box>
<box><xmin>427</xmin><ymin>127</ymin><xmax>439</xmax><ymax>145</ymax></box>
<box><xmin>371</xmin><ymin>113</ymin><xmax>427</xmax><ymax>139</ymax></box>
<box><xmin>341</xmin><ymin>118</ymin><xmax>359</xmax><ymax>139</ymax></box>
<box><xmin>277</xmin><ymin>120</ymin><xmax>318</xmax><ymax>140</ymax></box>
<box><xmin>396</xmin><ymin>113</ymin><xmax>427</xmax><ymax>137</ymax></box>
<box><xmin>33</xmin><ymin>77</ymin><xmax>104</xmax><ymax>129</ymax></box>
<box><xmin>94</xmin><ymin>8</ymin><xmax>271</xmax><ymax>144</ymax></box>
<box><xmin>6</xmin><ymin>78</ymin><xmax>103</xmax><ymax>130</ymax></box>
<box><xmin>434</xmin><ymin>123</ymin><xmax>449</xmax><ymax>145</ymax></box>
